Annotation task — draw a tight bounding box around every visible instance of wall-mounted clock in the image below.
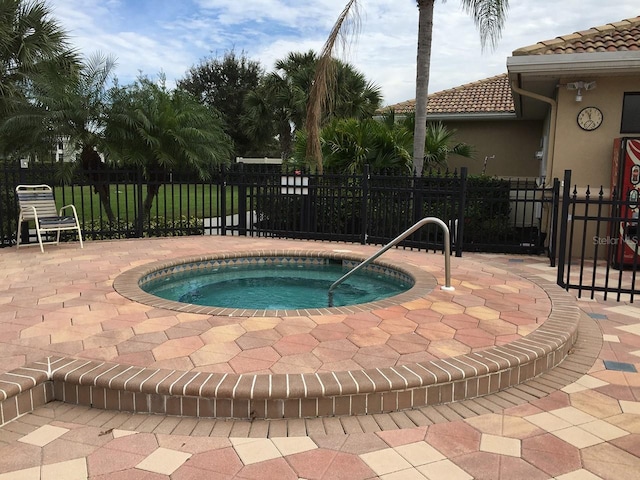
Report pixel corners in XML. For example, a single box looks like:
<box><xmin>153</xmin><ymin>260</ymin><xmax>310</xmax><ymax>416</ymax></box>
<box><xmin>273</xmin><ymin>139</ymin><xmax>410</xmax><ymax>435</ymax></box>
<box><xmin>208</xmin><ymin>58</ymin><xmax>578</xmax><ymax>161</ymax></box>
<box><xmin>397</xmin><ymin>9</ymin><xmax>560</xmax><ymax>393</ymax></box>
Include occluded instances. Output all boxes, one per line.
<box><xmin>577</xmin><ymin>106</ymin><xmax>603</xmax><ymax>131</ymax></box>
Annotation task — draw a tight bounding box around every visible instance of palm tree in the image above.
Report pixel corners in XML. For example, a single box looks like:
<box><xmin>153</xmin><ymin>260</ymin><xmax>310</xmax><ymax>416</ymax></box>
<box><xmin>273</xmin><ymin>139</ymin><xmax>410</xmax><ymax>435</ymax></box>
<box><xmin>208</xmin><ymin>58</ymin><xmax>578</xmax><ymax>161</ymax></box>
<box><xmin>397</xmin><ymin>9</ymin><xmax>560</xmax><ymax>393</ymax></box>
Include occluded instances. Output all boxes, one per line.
<box><xmin>398</xmin><ymin>111</ymin><xmax>474</xmax><ymax>171</ymax></box>
<box><xmin>331</xmin><ymin>65</ymin><xmax>381</xmax><ymax>121</ymax></box>
<box><xmin>243</xmin><ymin>51</ymin><xmax>315</xmax><ymax>161</ymax></box>
<box><xmin>0</xmin><ymin>0</ymin><xmax>80</xmax><ymax>156</ymax></box>
<box><xmin>294</xmin><ymin>112</ymin><xmax>471</xmax><ymax>175</ymax></box>
<box><xmin>413</xmin><ymin>0</ymin><xmax>509</xmax><ymax>175</ymax></box>
<box><xmin>243</xmin><ymin>50</ymin><xmax>381</xmax><ymax>161</ymax></box>
<box><xmin>424</xmin><ymin>121</ymin><xmax>474</xmax><ymax>169</ymax></box>
<box><xmin>105</xmin><ymin>76</ymin><xmax>232</xmax><ymax>221</ymax></box>
<box><xmin>294</xmin><ymin>117</ymin><xmax>412</xmax><ymax>174</ymax></box>
<box><xmin>1</xmin><ymin>53</ymin><xmax>118</xmax><ymax>219</ymax></box>
<box><xmin>0</xmin><ymin>0</ymin><xmax>78</xmax><ymax>101</ymax></box>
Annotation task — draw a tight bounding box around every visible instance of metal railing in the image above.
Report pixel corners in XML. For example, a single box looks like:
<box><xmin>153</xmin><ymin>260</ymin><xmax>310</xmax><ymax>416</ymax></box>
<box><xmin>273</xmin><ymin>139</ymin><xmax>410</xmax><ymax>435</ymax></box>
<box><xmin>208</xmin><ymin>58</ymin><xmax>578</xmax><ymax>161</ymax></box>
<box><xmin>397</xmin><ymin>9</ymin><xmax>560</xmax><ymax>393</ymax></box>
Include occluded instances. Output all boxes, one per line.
<box><xmin>1</xmin><ymin>161</ymin><xmax>555</xmax><ymax>258</ymax></box>
<box><xmin>556</xmin><ymin>169</ymin><xmax>639</xmax><ymax>302</ymax></box>
<box><xmin>328</xmin><ymin>217</ymin><xmax>455</xmax><ymax>307</ymax></box>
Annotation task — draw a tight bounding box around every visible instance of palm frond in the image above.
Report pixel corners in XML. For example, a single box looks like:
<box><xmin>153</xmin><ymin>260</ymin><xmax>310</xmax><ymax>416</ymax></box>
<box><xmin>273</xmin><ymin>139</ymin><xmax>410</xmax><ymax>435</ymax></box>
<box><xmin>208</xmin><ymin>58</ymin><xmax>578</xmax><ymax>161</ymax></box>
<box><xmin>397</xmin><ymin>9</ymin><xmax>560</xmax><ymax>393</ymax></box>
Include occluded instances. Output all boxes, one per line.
<box><xmin>305</xmin><ymin>0</ymin><xmax>361</xmax><ymax>173</ymax></box>
<box><xmin>460</xmin><ymin>0</ymin><xmax>509</xmax><ymax>51</ymax></box>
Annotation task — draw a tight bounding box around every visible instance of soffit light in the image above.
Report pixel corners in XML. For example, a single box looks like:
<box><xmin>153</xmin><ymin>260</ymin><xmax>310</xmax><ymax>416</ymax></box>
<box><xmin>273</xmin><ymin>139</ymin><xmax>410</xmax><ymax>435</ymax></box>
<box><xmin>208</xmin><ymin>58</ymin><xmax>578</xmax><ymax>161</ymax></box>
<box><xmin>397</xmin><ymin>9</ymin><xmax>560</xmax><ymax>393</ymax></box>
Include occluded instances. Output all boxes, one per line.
<box><xmin>566</xmin><ymin>81</ymin><xmax>597</xmax><ymax>102</ymax></box>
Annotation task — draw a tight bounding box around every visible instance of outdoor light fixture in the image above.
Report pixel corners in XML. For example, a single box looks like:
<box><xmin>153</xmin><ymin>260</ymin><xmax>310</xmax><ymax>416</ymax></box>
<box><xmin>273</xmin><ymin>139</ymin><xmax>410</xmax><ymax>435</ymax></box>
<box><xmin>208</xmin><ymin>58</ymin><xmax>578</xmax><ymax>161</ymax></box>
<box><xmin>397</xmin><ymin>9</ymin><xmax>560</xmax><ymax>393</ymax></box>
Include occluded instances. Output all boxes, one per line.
<box><xmin>566</xmin><ymin>81</ymin><xmax>597</xmax><ymax>102</ymax></box>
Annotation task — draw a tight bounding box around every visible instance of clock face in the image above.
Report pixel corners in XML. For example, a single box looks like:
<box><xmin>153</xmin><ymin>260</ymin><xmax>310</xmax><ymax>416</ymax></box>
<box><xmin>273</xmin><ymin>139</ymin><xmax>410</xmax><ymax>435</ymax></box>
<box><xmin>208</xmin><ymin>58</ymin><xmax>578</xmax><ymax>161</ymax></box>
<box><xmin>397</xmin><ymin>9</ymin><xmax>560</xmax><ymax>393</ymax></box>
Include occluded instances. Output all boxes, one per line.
<box><xmin>577</xmin><ymin>107</ymin><xmax>603</xmax><ymax>131</ymax></box>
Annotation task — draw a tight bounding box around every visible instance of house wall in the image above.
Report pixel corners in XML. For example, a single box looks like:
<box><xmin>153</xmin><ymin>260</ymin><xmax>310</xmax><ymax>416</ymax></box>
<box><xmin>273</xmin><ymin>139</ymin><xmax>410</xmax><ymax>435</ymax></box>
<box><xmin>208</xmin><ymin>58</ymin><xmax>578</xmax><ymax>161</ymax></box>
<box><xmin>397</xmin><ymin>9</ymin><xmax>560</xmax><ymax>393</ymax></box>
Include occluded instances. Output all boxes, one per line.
<box><xmin>442</xmin><ymin>120</ymin><xmax>543</xmax><ymax>178</ymax></box>
<box><xmin>551</xmin><ymin>76</ymin><xmax>640</xmax><ymax>189</ymax></box>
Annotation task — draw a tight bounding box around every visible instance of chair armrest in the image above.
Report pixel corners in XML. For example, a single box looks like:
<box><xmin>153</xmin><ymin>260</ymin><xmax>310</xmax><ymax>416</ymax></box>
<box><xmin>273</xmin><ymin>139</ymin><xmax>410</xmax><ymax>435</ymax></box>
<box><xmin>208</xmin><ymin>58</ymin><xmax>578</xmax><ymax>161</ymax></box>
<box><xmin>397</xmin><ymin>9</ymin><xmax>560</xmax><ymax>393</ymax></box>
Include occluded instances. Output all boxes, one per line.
<box><xmin>59</xmin><ymin>204</ymin><xmax>80</xmax><ymax>217</ymax></box>
<box><xmin>21</xmin><ymin>205</ymin><xmax>39</xmax><ymax>220</ymax></box>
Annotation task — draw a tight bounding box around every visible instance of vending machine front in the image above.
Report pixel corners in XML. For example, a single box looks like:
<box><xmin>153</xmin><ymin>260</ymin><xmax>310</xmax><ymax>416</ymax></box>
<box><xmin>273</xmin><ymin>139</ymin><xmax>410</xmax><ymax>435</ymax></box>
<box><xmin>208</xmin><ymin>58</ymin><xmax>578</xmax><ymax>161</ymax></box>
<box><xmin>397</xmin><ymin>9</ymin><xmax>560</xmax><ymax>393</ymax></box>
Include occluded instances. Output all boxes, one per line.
<box><xmin>611</xmin><ymin>137</ymin><xmax>640</xmax><ymax>268</ymax></box>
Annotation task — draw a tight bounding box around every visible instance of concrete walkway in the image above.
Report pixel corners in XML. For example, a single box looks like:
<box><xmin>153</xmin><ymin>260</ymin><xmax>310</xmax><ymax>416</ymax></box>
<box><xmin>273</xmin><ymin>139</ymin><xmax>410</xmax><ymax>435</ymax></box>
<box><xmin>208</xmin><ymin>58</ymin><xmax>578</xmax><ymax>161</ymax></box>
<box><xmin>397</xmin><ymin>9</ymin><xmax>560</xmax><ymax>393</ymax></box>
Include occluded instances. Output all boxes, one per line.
<box><xmin>0</xmin><ymin>237</ymin><xmax>639</xmax><ymax>479</ymax></box>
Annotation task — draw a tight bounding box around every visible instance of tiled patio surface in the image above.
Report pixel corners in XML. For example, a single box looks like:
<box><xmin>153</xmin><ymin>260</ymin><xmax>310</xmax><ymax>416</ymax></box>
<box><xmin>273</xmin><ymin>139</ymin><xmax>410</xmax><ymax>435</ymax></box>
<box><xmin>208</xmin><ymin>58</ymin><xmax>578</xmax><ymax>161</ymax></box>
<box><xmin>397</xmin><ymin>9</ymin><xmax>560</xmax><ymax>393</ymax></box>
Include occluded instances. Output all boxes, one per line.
<box><xmin>1</xmin><ymin>236</ymin><xmax>552</xmax><ymax>376</ymax></box>
<box><xmin>0</xmin><ymin>236</ymin><xmax>639</xmax><ymax>478</ymax></box>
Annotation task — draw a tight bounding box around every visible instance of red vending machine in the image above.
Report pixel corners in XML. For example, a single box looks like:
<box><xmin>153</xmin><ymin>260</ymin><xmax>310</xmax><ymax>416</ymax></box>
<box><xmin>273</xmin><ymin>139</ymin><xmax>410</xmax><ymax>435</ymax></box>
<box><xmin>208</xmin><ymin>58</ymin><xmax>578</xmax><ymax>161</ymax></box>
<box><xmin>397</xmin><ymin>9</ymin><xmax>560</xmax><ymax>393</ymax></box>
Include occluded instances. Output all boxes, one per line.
<box><xmin>611</xmin><ymin>137</ymin><xmax>640</xmax><ymax>268</ymax></box>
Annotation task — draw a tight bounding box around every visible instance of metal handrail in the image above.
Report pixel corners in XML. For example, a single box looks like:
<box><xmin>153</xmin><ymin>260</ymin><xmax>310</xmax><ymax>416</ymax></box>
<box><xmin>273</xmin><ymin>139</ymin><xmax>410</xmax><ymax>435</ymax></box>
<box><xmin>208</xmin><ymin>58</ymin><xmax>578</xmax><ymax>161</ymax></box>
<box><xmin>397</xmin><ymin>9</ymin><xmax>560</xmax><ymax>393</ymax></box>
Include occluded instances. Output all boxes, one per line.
<box><xmin>328</xmin><ymin>217</ymin><xmax>455</xmax><ymax>307</ymax></box>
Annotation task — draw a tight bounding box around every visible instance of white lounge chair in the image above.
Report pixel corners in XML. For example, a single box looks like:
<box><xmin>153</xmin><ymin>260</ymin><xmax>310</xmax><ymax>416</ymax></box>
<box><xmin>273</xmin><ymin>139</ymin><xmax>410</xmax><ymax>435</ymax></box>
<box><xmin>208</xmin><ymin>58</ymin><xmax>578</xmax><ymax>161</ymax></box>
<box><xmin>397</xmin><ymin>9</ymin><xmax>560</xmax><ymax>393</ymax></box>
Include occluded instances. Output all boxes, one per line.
<box><xmin>15</xmin><ymin>184</ymin><xmax>84</xmax><ymax>253</ymax></box>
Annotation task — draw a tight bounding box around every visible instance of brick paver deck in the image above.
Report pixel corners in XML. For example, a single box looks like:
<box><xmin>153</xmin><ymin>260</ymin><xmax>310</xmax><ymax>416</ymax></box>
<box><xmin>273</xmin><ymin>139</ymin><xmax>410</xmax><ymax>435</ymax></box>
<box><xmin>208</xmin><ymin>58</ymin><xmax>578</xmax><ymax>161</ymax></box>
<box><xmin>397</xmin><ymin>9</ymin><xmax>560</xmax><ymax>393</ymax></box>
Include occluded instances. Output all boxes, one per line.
<box><xmin>0</xmin><ymin>237</ymin><xmax>638</xmax><ymax>478</ymax></box>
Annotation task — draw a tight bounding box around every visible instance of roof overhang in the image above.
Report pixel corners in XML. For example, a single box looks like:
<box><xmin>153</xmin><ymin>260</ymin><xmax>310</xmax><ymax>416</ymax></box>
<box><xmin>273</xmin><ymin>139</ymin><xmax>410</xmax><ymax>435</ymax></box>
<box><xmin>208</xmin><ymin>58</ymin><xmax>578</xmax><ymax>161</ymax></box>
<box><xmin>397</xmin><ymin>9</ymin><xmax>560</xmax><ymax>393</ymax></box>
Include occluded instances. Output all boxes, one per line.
<box><xmin>507</xmin><ymin>51</ymin><xmax>640</xmax><ymax>76</ymax></box>
<box><xmin>374</xmin><ymin>112</ymin><xmax>516</xmax><ymax>122</ymax></box>
<box><xmin>426</xmin><ymin>112</ymin><xmax>516</xmax><ymax>121</ymax></box>
<box><xmin>507</xmin><ymin>51</ymin><xmax>640</xmax><ymax>119</ymax></box>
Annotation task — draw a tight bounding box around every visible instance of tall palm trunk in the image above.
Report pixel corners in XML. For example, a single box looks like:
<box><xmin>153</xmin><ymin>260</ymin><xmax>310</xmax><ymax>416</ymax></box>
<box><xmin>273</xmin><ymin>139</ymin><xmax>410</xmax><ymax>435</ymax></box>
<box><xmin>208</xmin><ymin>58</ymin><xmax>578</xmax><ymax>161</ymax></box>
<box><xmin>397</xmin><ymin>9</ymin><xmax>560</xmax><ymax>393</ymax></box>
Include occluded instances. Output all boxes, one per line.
<box><xmin>412</xmin><ymin>0</ymin><xmax>509</xmax><ymax>176</ymax></box>
<box><xmin>413</xmin><ymin>0</ymin><xmax>435</xmax><ymax>177</ymax></box>
<box><xmin>278</xmin><ymin>118</ymin><xmax>293</xmax><ymax>161</ymax></box>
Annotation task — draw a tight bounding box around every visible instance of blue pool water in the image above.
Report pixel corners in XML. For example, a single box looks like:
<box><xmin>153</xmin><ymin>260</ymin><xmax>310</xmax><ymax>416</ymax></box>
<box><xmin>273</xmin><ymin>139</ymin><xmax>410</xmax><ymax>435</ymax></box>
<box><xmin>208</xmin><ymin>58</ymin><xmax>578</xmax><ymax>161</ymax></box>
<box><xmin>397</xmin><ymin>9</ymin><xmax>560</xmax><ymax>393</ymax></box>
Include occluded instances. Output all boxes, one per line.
<box><xmin>142</xmin><ymin>262</ymin><xmax>411</xmax><ymax>310</ymax></box>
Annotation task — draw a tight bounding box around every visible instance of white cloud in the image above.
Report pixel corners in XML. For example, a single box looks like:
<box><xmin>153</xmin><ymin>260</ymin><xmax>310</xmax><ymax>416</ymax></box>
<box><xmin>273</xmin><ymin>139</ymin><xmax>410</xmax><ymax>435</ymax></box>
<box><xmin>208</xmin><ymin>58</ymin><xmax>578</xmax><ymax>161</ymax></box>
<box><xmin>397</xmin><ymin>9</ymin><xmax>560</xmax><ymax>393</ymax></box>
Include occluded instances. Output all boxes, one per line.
<box><xmin>45</xmin><ymin>0</ymin><xmax>640</xmax><ymax>105</ymax></box>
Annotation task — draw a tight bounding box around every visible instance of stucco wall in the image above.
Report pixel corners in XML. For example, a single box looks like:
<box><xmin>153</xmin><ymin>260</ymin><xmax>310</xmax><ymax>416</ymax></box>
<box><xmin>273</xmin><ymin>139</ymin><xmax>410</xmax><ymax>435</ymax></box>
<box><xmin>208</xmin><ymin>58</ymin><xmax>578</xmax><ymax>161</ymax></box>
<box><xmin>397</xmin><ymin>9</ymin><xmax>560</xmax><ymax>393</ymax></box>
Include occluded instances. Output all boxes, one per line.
<box><xmin>443</xmin><ymin>120</ymin><xmax>543</xmax><ymax>177</ymax></box>
<box><xmin>551</xmin><ymin>77</ymin><xmax>640</xmax><ymax>189</ymax></box>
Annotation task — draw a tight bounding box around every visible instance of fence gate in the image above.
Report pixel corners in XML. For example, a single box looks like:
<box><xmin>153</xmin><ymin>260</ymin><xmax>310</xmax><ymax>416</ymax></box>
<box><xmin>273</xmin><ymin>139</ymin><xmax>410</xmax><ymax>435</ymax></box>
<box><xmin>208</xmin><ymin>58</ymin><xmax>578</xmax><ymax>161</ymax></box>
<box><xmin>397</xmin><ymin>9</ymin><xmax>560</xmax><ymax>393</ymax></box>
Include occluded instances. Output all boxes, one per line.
<box><xmin>556</xmin><ymin>169</ymin><xmax>639</xmax><ymax>302</ymax></box>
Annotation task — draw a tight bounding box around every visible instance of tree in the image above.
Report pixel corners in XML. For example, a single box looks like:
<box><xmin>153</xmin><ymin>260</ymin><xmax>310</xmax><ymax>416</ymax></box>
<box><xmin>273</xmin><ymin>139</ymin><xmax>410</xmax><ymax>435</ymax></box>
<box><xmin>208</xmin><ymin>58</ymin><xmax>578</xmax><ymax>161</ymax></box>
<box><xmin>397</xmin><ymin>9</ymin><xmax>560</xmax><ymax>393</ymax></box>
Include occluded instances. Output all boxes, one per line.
<box><xmin>0</xmin><ymin>0</ymin><xmax>78</xmax><ymax>99</ymax></box>
<box><xmin>177</xmin><ymin>50</ymin><xmax>264</xmax><ymax>158</ymax></box>
<box><xmin>0</xmin><ymin>0</ymin><xmax>79</xmax><ymax>151</ymax></box>
<box><xmin>424</xmin><ymin>121</ymin><xmax>474</xmax><ymax>169</ymax></box>
<box><xmin>332</xmin><ymin>64</ymin><xmax>382</xmax><ymax>121</ymax></box>
<box><xmin>105</xmin><ymin>76</ymin><xmax>232</xmax><ymax>221</ymax></box>
<box><xmin>293</xmin><ymin>112</ymin><xmax>472</xmax><ymax>175</ymax></box>
<box><xmin>244</xmin><ymin>49</ymin><xmax>381</xmax><ymax>162</ymax></box>
<box><xmin>243</xmin><ymin>51</ymin><xmax>315</xmax><ymax>161</ymax></box>
<box><xmin>294</xmin><ymin>117</ymin><xmax>411</xmax><ymax>174</ymax></box>
<box><xmin>1</xmin><ymin>52</ymin><xmax>118</xmax><ymax>219</ymax></box>
<box><xmin>398</xmin><ymin>112</ymin><xmax>474</xmax><ymax>170</ymax></box>
<box><xmin>413</xmin><ymin>0</ymin><xmax>509</xmax><ymax>175</ymax></box>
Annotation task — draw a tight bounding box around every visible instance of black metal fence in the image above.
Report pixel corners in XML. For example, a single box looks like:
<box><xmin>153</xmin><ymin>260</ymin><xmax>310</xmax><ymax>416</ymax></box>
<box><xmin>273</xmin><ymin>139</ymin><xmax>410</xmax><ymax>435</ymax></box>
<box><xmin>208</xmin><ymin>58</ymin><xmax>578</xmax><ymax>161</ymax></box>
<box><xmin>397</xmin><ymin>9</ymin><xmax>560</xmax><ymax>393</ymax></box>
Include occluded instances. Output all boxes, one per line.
<box><xmin>0</xmin><ymin>160</ymin><xmax>556</xmax><ymax>257</ymax></box>
<box><xmin>4</xmin><ymin>160</ymin><xmax>640</xmax><ymax>301</ymax></box>
<box><xmin>556</xmin><ymin>169</ymin><xmax>639</xmax><ymax>302</ymax></box>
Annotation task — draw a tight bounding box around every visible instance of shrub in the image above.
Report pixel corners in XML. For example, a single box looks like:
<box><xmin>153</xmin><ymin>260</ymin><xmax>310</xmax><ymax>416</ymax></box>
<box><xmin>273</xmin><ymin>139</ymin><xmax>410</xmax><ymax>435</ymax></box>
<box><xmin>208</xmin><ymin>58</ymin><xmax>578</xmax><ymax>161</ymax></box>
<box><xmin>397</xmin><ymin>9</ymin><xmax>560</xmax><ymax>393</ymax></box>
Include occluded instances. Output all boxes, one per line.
<box><xmin>80</xmin><ymin>216</ymin><xmax>203</xmax><ymax>240</ymax></box>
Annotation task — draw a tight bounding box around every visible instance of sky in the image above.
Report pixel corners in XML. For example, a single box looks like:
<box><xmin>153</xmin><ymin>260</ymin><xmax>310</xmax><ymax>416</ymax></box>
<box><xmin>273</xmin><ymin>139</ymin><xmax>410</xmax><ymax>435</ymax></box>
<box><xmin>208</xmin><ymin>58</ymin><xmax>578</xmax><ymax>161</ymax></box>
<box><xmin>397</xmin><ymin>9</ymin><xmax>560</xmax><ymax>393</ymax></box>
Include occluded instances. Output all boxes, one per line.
<box><xmin>45</xmin><ymin>0</ymin><xmax>639</xmax><ymax>106</ymax></box>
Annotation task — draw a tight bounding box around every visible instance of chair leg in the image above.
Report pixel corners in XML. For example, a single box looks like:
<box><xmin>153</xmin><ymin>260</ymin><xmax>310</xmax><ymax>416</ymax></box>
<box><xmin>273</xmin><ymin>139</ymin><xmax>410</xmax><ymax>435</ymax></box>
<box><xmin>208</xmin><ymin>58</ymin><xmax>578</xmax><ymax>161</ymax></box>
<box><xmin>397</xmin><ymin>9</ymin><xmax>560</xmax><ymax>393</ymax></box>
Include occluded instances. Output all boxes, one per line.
<box><xmin>77</xmin><ymin>226</ymin><xmax>84</xmax><ymax>248</ymax></box>
<box><xmin>35</xmin><ymin>225</ymin><xmax>45</xmax><ymax>253</ymax></box>
<box><xmin>71</xmin><ymin>209</ymin><xmax>83</xmax><ymax>248</ymax></box>
<box><xmin>15</xmin><ymin>217</ymin><xmax>22</xmax><ymax>249</ymax></box>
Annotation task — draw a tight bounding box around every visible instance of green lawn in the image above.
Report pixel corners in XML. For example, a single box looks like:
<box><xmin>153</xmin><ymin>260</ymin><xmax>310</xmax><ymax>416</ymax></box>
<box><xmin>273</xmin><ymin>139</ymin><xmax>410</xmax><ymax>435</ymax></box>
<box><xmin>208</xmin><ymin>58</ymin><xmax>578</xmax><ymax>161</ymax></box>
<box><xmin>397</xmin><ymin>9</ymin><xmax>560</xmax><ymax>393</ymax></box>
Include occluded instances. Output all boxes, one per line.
<box><xmin>54</xmin><ymin>183</ymin><xmax>241</xmax><ymax>222</ymax></box>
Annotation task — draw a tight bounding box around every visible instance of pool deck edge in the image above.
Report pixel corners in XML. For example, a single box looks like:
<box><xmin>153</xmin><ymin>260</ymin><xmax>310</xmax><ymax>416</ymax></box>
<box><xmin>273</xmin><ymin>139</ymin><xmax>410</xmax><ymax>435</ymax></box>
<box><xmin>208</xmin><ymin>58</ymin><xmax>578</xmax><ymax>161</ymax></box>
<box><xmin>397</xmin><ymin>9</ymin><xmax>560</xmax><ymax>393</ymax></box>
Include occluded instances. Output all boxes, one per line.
<box><xmin>0</xmin><ymin>271</ymin><xmax>583</xmax><ymax>422</ymax></box>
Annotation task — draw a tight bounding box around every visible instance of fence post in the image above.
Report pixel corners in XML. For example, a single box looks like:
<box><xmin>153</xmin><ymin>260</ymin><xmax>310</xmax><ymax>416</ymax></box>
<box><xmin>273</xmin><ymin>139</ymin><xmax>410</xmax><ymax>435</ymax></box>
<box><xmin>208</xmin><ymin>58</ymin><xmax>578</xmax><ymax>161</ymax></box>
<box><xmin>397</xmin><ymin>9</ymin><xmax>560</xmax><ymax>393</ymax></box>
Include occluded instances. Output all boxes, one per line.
<box><xmin>237</xmin><ymin>163</ymin><xmax>247</xmax><ymax>236</ymax></box>
<box><xmin>360</xmin><ymin>164</ymin><xmax>370</xmax><ymax>244</ymax></box>
<box><xmin>412</xmin><ymin>172</ymin><xmax>423</xmax><ymax>226</ymax></box>
<box><xmin>19</xmin><ymin>160</ymin><xmax>30</xmax><ymax>244</ymax></box>
<box><xmin>220</xmin><ymin>165</ymin><xmax>227</xmax><ymax>236</ymax></box>
<box><xmin>135</xmin><ymin>166</ymin><xmax>144</xmax><ymax>238</ymax></box>
<box><xmin>455</xmin><ymin>167</ymin><xmax>467</xmax><ymax>257</ymax></box>
<box><xmin>0</xmin><ymin>161</ymin><xmax>19</xmax><ymax>247</ymax></box>
<box><xmin>548</xmin><ymin>178</ymin><xmax>561</xmax><ymax>267</ymax></box>
<box><xmin>556</xmin><ymin>170</ymin><xmax>572</xmax><ymax>288</ymax></box>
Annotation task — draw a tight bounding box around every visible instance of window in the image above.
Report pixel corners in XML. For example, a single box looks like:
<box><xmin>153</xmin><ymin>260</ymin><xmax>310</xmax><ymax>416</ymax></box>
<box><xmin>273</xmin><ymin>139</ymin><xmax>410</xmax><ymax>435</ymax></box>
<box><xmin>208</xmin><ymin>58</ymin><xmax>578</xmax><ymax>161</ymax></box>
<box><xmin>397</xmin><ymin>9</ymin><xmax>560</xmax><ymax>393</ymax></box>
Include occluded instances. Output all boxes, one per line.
<box><xmin>621</xmin><ymin>92</ymin><xmax>640</xmax><ymax>133</ymax></box>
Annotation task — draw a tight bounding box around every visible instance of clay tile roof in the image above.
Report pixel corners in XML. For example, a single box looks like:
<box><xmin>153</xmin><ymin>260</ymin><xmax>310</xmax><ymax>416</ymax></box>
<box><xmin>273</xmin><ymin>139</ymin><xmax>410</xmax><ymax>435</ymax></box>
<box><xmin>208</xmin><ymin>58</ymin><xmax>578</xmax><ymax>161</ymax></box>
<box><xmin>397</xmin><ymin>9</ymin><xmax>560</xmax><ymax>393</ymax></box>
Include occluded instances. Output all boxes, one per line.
<box><xmin>513</xmin><ymin>16</ymin><xmax>640</xmax><ymax>55</ymax></box>
<box><xmin>384</xmin><ymin>73</ymin><xmax>514</xmax><ymax>115</ymax></box>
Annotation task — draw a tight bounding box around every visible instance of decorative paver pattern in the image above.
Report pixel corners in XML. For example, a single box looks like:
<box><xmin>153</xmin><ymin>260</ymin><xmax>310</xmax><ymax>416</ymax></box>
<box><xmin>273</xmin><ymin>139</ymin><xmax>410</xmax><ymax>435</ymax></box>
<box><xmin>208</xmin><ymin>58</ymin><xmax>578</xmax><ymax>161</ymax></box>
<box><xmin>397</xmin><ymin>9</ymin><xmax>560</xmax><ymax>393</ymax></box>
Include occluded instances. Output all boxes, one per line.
<box><xmin>0</xmin><ymin>237</ymin><xmax>581</xmax><ymax>420</ymax></box>
<box><xmin>1</xmin><ymin>238</ymin><xmax>551</xmax><ymax>376</ymax></box>
<box><xmin>0</xmin><ymin>237</ymin><xmax>638</xmax><ymax>478</ymax></box>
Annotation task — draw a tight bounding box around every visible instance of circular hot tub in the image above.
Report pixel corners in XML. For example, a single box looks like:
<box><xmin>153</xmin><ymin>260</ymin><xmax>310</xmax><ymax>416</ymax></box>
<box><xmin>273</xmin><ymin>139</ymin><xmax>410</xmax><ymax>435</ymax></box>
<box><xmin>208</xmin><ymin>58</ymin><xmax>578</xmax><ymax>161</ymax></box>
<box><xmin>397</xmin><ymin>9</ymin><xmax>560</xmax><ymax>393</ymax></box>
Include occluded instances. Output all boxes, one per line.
<box><xmin>114</xmin><ymin>250</ymin><xmax>437</xmax><ymax>317</ymax></box>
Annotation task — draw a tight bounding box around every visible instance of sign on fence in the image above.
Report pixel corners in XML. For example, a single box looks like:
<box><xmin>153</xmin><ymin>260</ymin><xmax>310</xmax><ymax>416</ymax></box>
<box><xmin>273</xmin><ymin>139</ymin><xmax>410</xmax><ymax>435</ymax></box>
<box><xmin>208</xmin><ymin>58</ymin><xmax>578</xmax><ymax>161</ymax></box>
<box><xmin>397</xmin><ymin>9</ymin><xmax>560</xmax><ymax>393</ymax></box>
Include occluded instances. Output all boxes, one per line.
<box><xmin>280</xmin><ymin>175</ymin><xmax>309</xmax><ymax>195</ymax></box>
